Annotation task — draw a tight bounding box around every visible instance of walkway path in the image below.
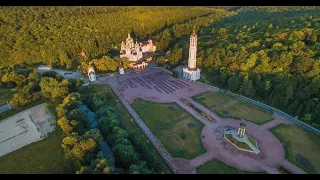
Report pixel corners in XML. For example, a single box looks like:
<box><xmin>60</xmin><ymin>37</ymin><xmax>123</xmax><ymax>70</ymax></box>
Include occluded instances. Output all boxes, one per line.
<box><xmin>100</xmin><ymin>68</ymin><xmax>307</xmax><ymax>174</ymax></box>
<box><xmin>109</xmin><ymin>85</ymin><xmax>183</xmax><ymax>174</ymax></box>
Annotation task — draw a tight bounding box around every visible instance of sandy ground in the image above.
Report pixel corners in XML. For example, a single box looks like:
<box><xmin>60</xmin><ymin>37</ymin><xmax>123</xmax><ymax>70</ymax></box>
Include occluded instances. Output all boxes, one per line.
<box><xmin>0</xmin><ymin>103</ymin><xmax>55</xmax><ymax>157</ymax></box>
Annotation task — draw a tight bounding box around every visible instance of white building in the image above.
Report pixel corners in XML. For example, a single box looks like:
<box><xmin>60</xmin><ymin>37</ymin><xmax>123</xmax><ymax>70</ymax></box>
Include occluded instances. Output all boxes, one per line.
<box><xmin>38</xmin><ymin>65</ymin><xmax>52</xmax><ymax>70</ymax></box>
<box><xmin>120</xmin><ymin>34</ymin><xmax>143</xmax><ymax>62</ymax></box>
<box><xmin>140</xmin><ymin>39</ymin><xmax>156</xmax><ymax>53</ymax></box>
<box><xmin>133</xmin><ymin>61</ymin><xmax>148</xmax><ymax>72</ymax></box>
<box><xmin>183</xmin><ymin>30</ymin><xmax>201</xmax><ymax>81</ymax></box>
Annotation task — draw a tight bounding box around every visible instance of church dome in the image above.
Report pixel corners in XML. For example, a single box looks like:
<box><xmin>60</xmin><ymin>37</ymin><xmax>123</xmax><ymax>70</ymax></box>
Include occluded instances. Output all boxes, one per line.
<box><xmin>126</xmin><ymin>33</ymin><xmax>133</xmax><ymax>42</ymax></box>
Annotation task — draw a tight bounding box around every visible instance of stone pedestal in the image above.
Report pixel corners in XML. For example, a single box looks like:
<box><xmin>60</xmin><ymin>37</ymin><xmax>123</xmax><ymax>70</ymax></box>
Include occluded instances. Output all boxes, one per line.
<box><xmin>224</xmin><ymin>129</ymin><xmax>260</xmax><ymax>154</ymax></box>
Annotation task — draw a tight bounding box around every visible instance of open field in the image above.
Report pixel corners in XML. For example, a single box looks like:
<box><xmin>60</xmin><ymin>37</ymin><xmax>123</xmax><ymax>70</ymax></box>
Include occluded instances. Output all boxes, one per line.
<box><xmin>0</xmin><ymin>88</ymin><xmax>13</xmax><ymax>106</ymax></box>
<box><xmin>87</xmin><ymin>84</ymin><xmax>173</xmax><ymax>173</ymax></box>
<box><xmin>192</xmin><ymin>91</ymin><xmax>273</xmax><ymax>125</ymax></box>
<box><xmin>0</xmin><ymin>132</ymin><xmax>73</xmax><ymax>174</ymax></box>
<box><xmin>132</xmin><ymin>99</ymin><xmax>206</xmax><ymax>159</ymax></box>
<box><xmin>270</xmin><ymin>124</ymin><xmax>320</xmax><ymax>174</ymax></box>
<box><xmin>196</xmin><ymin>159</ymin><xmax>266</xmax><ymax>174</ymax></box>
<box><xmin>0</xmin><ymin>103</ymin><xmax>55</xmax><ymax>157</ymax></box>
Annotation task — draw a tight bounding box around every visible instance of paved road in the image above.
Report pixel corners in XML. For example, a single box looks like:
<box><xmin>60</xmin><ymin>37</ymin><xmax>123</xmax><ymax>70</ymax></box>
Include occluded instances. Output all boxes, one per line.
<box><xmin>38</xmin><ymin>69</ymin><xmax>83</xmax><ymax>80</ymax></box>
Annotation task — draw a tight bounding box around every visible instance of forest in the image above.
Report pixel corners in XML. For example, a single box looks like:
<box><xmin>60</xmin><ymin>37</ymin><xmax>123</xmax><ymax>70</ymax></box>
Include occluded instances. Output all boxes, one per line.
<box><xmin>161</xmin><ymin>7</ymin><xmax>320</xmax><ymax>129</ymax></box>
<box><xmin>2</xmin><ymin>6</ymin><xmax>320</xmax><ymax>128</ymax></box>
<box><xmin>1</xmin><ymin>6</ymin><xmax>320</xmax><ymax>174</ymax></box>
<box><xmin>0</xmin><ymin>6</ymin><xmax>230</xmax><ymax>69</ymax></box>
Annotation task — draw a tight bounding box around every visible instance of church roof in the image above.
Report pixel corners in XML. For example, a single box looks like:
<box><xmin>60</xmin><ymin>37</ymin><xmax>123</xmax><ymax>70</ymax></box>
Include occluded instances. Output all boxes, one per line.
<box><xmin>190</xmin><ymin>29</ymin><xmax>197</xmax><ymax>37</ymax></box>
<box><xmin>126</xmin><ymin>33</ymin><xmax>133</xmax><ymax>42</ymax></box>
<box><xmin>140</xmin><ymin>40</ymin><xmax>156</xmax><ymax>46</ymax></box>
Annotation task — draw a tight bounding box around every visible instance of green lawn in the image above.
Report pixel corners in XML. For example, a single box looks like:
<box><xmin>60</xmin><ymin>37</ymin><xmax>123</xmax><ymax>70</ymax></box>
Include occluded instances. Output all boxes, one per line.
<box><xmin>192</xmin><ymin>91</ymin><xmax>274</xmax><ymax>125</ymax></box>
<box><xmin>0</xmin><ymin>88</ymin><xmax>14</xmax><ymax>106</ymax></box>
<box><xmin>270</xmin><ymin>124</ymin><xmax>320</xmax><ymax>174</ymax></box>
<box><xmin>0</xmin><ymin>132</ymin><xmax>73</xmax><ymax>174</ymax></box>
<box><xmin>248</xmin><ymin>135</ymin><xmax>258</xmax><ymax>149</ymax></box>
<box><xmin>196</xmin><ymin>159</ymin><xmax>266</xmax><ymax>174</ymax></box>
<box><xmin>87</xmin><ymin>84</ymin><xmax>173</xmax><ymax>174</ymax></box>
<box><xmin>132</xmin><ymin>98</ymin><xmax>206</xmax><ymax>159</ymax></box>
<box><xmin>0</xmin><ymin>99</ymin><xmax>47</xmax><ymax>121</ymax></box>
<box><xmin>225</xmin><ymin>134</ymin><xmax>251</xmax><ymax>150</ymax></box>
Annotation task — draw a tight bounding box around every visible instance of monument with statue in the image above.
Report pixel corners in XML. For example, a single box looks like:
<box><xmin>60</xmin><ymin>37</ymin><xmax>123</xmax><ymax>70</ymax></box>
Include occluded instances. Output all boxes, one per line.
<box><xmin>224</xmin><ymin>119</ymin><xmax>260</xmax><ymax>154</ymax></box>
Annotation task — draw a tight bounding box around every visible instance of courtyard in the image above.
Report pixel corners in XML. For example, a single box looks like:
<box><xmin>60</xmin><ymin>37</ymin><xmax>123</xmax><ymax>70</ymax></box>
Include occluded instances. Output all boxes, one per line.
<box><xmin>100</xmin><ymin>68</ymin><xmax>318</xmax><ymax>174</ymax></box>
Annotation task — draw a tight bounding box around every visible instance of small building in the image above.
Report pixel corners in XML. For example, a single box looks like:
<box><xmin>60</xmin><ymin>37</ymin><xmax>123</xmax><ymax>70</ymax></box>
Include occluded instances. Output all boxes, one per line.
<box><xmin>140</xmin><ymin>39</ymin><xmax>156</xmax><ymax>53</ymax></box>
<box><xmin>38</xmin><ymin>65</ymin><xmax>52</xmax><ymax>70</ymax></box>
<box><xmin>88</xmin><ymin>66</ymin><xmax>96</xmax><ymax>81</ymax></box>
<box><xmin>133</xmin><ymin>61</ymin><xmax>148</xmax><ymax>72</ymax></box>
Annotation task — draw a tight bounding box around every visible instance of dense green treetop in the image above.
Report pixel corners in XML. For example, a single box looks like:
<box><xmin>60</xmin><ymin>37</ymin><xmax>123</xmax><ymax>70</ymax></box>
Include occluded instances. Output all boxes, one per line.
<box><xmin>0</xmin><ymin>6</ymin><xmax>230</xmax><ymax>69</ymax></box>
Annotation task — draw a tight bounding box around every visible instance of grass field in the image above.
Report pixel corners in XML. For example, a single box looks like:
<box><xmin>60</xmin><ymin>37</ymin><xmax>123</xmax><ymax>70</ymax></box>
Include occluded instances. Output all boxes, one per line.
<box><xmin>225</xmin><ymin>134</ymin><xmax>251</xmax><ymax>150</ymax></box>
<box><xmin>270</xmin><ymin>124</ymin><xmax>320</xmax><ymax>174</ymax></box>
<box><xmin>248</xmin><ymin>135</ymin><xmax>258</xmax><ymax>149</ymax></box>
<box><xmin>196</xmin><ymin>159</ymin><xmax>266</xmax><ymax>174</ymax></box>
<box><xmin>0</xmin><ymin>88</ymin><xmax>13</xmax><ymax>106</ymax></box>
<box><xmin>132</xmin><ymin>98</ymin><xmax>206</xmax><ymax>159</ymax></box>
<box><xmin>0</xmin><ymin>132</ymin><xmax>73</xmax><ymax>174</ymax></box>
<box><xmin>192</xmin><ymin>91</ymin><xmax>273</xmax><ymax>125</ymax></box>
<box><xmin>87</xmin><ymin>84</ymin><xmax>173</xmax><ymax>174</ymax></box>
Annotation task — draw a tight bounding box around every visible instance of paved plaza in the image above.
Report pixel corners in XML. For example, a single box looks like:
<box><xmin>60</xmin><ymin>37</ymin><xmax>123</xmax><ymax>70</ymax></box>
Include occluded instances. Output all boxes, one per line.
<box><xmin>99</xmin><ymin>67</ymin><xmax>307</xmax><ymax>174</ymax></box>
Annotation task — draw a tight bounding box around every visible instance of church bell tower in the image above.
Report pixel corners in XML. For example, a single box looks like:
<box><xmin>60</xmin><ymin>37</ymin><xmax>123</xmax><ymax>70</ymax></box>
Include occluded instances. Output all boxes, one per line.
<box><xmin>188</xmin><ymin>29</ymin><xmax>197</xmax><ymax>70</ymax></box>
<box><xmin>182</xmin><ymin>29</ymin><xmax>201</xmax><ymax>81</ymax></box>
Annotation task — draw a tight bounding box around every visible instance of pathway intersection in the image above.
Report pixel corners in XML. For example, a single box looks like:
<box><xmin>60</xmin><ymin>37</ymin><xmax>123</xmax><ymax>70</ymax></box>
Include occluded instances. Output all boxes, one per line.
<box><xmin>97</xmin><ymin>67</ymin><xmax>306</xmax><ymax>174</ymax></box>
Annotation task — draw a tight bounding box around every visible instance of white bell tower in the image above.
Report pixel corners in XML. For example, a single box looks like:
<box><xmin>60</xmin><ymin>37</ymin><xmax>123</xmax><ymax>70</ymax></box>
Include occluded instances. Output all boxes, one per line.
<box><xmin>183</xmin><ymin>29</ymin><xmax>201</xmax><ymax>81</ymax></box>
<box><xmin>188</xmin><ymin>29</ymin><xmax>197</xmax><ymax>69</ymax></box>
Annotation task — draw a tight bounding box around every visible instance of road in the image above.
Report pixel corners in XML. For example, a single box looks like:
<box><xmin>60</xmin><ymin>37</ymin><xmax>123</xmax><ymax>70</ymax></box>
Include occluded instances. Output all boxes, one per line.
<box><xmin>38</xmin><ymin>68</ymin><xmax>83</xmax><ymax>80</ymax></box>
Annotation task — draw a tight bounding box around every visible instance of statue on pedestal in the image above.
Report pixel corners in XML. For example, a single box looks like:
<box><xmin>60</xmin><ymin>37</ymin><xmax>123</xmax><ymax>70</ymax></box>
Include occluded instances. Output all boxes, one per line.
<box><xmin>237</xmin><ymin>119</ymin><xmax>246</xmax><ymax>138</ymax></box>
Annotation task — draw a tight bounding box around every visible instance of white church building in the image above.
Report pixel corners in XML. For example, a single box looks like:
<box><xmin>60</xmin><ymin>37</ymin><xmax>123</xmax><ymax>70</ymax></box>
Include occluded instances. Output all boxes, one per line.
<box><xmin>120</xmin><ymin>34</ymin><xmax>143</xmax><ymax>62</ymax></box>
<box><xmin>120</xmin><ymin>34</ymin><xmax>156</xmax><ymax>62</ymax></box>
<box><xmin>140</xmin><ymin>39</ymin><xmax>156</xmax><ymax>53</ymax></box>
<box><xmin>183</xmin><ymin>30</ymin><xmax>201</xmax><ymax>81</ymax></box>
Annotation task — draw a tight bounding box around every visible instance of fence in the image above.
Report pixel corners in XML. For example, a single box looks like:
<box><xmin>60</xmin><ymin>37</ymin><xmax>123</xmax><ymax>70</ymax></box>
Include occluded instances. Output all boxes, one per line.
<box><xmin>195</xmin><ymin>81</ymin><xmax>320</xmax><ymax>135</ymax></box>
